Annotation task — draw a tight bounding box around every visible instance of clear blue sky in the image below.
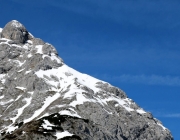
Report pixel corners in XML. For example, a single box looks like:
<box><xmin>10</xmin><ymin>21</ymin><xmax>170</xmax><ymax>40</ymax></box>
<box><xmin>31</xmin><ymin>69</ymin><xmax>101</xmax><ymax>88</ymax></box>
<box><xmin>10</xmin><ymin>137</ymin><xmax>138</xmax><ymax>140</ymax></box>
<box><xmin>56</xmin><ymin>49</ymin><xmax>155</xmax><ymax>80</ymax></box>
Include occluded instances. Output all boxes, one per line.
<box><xmin>1</xmin><ymin>0</ymin><xmax>179</xmax><ymax>139</ymax></box>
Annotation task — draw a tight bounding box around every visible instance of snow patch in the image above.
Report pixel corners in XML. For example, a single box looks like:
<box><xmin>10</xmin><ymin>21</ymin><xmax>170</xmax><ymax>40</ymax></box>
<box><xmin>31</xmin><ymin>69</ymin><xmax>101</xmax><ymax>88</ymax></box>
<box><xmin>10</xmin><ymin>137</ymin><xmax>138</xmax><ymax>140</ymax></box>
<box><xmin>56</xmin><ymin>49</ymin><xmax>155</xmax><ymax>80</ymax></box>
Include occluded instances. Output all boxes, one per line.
<box><xmin>35</xmin><ymin>64</ymin><xmax>103</xmax><ymax>94</ymax></box>
<box><xmin>6</xmin><ymin>125</ymin><xmax>18</xmax><ymax>133</ymax></box>
<box><xmin>35</xmin><ymin>45</ymin><xmax>43</xmax><ymax>54</ymax></box>
<box><xmin>70</xmin><ymin>92</ymin><xmax>94</xmax><ymax>107</ymax></box>
<box><xmin>25</xmin><ymin>70</ymin><xmax>31</xmax><ymax>74</ymax></box>
<box><xmin>27</xmin><ymin>54</ymin><xmax>32</xmax><ymax>58</ymax></box>
<box><xmin>59</xmin><ymin>110</ymin><xmax>81</xmax><ymax>118</ymax></box>
<box><xmin>27</xmin><ymin>40</ymin><xmax>32</xmax><ymax>44</ymax></box>
<box><xmin>136</xmin><ymin>109</ymin><xmax>146</xmax><ymax>114</ymax></box>
<box><xmin>35</xmin><ymin>64</ymin><xmax>135</xmax><ymax>112</ymax></box>
<box><xmin>42</xmin><ymin>120</ymin><xmax>55</xmax><ymax>130</ymax></box>
<box><xmin>27</xmin><ymin>91</ymin><xmax>34</xmax><ymax>95</ymax></box>
<box><xmin>11</xmin><ymin>20</ymin><xmax>23</xmax><ymax>28</ymax></box>
<box><xmin>28</xmin><ymin>32</ymin><xmax>34</xmax><ymax>38</ymax></box>
<box><xmin>0</xmin><ymin>28</ymin><xmax>2</xmax><ymax>33</ymax></box>
<box><xmin>16</xmin><ymin>86</ymin><xmax>26</xmax><ymax>91</ymax></box>
<box><xmin>55</xmin><ymin>131</ymin><xmax>74</xmax><ymax>139</ymax></box>
<box><xmin>0</xmin><ymin>74</ymin><xmax>6</xmax><ymax>84</ymax></box>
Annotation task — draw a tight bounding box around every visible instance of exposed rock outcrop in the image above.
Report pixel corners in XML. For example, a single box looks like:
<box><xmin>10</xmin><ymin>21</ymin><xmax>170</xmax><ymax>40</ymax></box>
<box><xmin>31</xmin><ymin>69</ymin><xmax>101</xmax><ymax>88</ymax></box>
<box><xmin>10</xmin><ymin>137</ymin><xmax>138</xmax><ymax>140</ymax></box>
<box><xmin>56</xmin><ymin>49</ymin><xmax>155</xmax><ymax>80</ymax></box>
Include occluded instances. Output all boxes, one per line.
<box><xmin>0</xmin><ymin>20</ymin><xmax>32</xmax><ymax>44</ymax></box>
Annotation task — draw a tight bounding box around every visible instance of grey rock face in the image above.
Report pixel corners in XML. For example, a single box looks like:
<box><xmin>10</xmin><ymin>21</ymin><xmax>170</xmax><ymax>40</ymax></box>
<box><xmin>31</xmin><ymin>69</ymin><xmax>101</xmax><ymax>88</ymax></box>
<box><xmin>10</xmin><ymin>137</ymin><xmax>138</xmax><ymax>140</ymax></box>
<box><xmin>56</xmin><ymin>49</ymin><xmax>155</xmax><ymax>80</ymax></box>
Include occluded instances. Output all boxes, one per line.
<box><xmin>0</xmin><ymin>21</ymin><xmax>174</xmax><ymax>140</ymax></box>
<box><xmin>32</xmin><ymin>38</ymin><xmax>45</xmax><ymax>46</ymax></box>
<box><xmin>1</xmin><ymin>20</ymin><xmax>32</xmax><ymax>44</ymax></box>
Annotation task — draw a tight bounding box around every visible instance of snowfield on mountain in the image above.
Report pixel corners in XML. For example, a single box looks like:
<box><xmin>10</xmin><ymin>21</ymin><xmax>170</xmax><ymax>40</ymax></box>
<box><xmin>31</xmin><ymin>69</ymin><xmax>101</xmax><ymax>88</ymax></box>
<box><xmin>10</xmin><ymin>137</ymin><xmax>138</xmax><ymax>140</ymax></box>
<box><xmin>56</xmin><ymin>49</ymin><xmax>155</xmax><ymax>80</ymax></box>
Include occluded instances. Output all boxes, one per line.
<box><xmin>0</xmin><ymin>20</ymin><xmax>173</xmax><ymax>140</ymax></box>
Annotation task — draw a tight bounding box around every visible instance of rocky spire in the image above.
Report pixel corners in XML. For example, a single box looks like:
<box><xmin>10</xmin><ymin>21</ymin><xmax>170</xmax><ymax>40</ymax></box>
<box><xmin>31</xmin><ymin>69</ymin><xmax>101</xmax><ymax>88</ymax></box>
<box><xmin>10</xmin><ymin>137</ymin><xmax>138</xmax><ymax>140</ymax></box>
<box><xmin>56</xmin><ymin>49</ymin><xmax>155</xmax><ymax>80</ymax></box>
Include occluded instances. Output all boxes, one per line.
<box><xmin>0</xmin><ymin>20</ymin><xmax>32</xmax><ymax>44</ymax></box>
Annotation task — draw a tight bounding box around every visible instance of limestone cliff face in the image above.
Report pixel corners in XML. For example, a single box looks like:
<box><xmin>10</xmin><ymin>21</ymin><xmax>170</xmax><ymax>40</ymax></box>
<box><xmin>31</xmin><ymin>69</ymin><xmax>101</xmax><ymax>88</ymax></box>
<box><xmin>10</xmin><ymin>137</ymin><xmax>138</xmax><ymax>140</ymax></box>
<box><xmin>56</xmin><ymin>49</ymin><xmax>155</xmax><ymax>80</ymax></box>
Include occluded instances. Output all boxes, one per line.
<box><xmin>0</xmin><ymin>21</ymin><xmax>173</xmax><ymax>140</ymax></box>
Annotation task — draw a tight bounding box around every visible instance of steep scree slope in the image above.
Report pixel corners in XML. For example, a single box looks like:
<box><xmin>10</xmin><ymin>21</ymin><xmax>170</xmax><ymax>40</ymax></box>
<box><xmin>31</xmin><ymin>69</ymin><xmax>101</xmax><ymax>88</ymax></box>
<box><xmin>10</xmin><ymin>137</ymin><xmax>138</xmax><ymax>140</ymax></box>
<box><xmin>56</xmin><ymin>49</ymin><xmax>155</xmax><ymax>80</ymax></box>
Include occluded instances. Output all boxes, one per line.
<box><xmin>0</xmin><ymin>20</ymin><xmax>173</xmax><ymax>140</ymax></box>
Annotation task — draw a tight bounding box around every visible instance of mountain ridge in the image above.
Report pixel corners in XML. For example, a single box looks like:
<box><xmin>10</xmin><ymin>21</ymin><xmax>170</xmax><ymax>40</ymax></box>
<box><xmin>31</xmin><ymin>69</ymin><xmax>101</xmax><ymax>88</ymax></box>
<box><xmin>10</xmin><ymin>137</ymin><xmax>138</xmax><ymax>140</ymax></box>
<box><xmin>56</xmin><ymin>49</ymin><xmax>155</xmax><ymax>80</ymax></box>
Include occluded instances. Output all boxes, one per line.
<box><xmin>0</xmin><ymin>20</ymin><xmax>173</xmax><ymax>140</ymax></box>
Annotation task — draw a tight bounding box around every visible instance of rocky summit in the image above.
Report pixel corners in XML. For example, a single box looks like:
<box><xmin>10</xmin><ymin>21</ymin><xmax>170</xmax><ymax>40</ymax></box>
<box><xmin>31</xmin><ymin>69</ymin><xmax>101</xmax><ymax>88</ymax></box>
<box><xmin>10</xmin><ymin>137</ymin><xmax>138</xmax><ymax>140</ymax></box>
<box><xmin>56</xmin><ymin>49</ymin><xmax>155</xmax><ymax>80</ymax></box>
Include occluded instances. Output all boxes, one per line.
<box><xmin>0</xmin><ymin>20</ymin><xmax>173</xmax><ymax>140</ymax></box>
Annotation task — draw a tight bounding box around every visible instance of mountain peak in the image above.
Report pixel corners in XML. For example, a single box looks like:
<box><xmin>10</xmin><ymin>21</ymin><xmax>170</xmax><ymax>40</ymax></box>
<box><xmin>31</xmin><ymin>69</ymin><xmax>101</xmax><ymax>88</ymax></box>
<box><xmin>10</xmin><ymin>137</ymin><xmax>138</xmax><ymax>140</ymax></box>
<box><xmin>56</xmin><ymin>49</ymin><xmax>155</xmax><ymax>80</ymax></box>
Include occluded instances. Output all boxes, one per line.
<box><xmin>0</xmin><ymin>20</ymin><xmax>32</xmax><ymax>44</ymax></box>
<box><xmin>10</xmin><ymin>20</ymin><xmax>24</xmax><ymax>28</ymax></box>
<box><xmin>0</xmin><ymin>20</ymin><xmax>173</xmax><ymax>140</ymax></box>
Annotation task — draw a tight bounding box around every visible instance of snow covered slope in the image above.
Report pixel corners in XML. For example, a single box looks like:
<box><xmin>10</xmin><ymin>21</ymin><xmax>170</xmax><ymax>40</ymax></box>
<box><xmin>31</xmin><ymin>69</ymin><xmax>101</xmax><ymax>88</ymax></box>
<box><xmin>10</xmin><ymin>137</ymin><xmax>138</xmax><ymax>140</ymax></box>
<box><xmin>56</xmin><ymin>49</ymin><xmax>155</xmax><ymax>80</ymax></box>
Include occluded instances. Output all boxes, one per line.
<box><xmin>0</xmin><ymin>20</ymin><xmax>173</xmax><ymax>140</ymax></box>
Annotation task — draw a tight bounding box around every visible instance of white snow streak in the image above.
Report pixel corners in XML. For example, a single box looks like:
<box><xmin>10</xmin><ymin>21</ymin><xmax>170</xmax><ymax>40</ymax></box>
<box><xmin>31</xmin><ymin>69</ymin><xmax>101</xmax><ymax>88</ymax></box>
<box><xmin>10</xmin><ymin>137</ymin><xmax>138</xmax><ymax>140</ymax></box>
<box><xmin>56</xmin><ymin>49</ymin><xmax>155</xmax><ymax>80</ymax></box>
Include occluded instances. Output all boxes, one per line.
<box><xmin>0</xmin><ymin>99</ymin><xmax>14</xmax><ymax>105</ymax></box>
<box><xmin>11</xmin><ymin>97</ymin><xmax>32</xmax><ymax>123</ymax></box>
<box><xmin>0</xmin><ymin>74</ymin><xmax>6</xmax><ymax>84</ymax></box>
<box><xmin>136</xmin><ymin>109</ymin><xmax>146</xmax><ymax>114</ymax></box>
<box><xmin>15</xmin><ymin>95</ymin><xmax>22</xmax><ymax>101</ymax></box>
<box><xmin>157</xmin><ymin>122</ymin><xmax>167</xmax><ymax>131</ymax></box>
<box><xmin>0</xmin><ymin>95</ymin><xmax>4</xmax><ymax>99</ymax></box>
<box><xmin>17</xmin><ymin>68</ymin><xmax>25</xmax><ymax>72</ymax></box>
<box><xmin>25</xmin><ymin>70</ymin><xmax>31</xmax><ymax>74</ymax></box>
<box><xmin>15</xmin><ymin>86</ymin><xmax>26</xmax><ymax>91</ymax></box>
<box><xmin>24</xmin><ymin>92</ymin><xmax>61</xmax><ymax>123</ymax></box>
